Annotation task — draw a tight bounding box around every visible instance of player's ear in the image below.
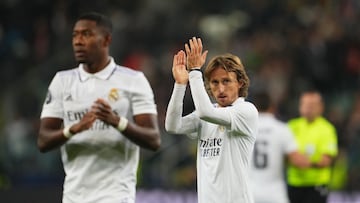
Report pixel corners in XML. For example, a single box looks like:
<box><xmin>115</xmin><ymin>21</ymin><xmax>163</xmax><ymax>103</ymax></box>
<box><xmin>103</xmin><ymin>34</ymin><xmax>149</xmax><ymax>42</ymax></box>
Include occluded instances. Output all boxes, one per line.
<box><xmin>104</xmin><ymin>34</ymin><xmax>112</xmax><ymax>47</ymax></box>
<box><xmin>237</xmin><ymin>79</ymin><xmax>244</xmax><ymax>88</ymax></box>
<box><xmin>237</xmin><ymin>80</ymin><xmax>244</xmax><ymax>96</ymax></box>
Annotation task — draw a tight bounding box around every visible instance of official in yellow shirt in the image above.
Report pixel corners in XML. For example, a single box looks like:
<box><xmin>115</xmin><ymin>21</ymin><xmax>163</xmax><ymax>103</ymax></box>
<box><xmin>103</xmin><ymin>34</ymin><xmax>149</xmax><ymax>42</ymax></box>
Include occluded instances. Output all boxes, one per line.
<box><xmin>287</xmin><ymin>90</ymin><xmax>338</xmax><ymax>203</ymax></box>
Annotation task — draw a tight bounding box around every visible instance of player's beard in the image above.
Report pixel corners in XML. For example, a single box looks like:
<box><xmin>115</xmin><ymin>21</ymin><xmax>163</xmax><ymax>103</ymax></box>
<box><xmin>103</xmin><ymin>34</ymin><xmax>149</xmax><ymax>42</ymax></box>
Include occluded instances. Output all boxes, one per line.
<box><xmin>74</xmin><ymin>52</ymin><xmax>87</xmax><ymax>64</ymax></box>
<box><xmin>76</xmin><ymin>58</ymin><xmax>87</xmax><ymax>64</ymax></box>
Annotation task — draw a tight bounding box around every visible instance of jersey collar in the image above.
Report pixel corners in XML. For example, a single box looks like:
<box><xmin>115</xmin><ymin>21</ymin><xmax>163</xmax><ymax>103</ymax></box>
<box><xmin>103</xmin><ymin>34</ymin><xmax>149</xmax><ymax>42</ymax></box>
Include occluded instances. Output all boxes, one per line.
<box><xmin>78</xmin><ymin>57</ymin><xmax>116</xmax><ymax>82</ymax></box>
<box><xmin>232</xmin><ymin>97</ymin><xmax>245</xmax><ymax>105</ymax></box>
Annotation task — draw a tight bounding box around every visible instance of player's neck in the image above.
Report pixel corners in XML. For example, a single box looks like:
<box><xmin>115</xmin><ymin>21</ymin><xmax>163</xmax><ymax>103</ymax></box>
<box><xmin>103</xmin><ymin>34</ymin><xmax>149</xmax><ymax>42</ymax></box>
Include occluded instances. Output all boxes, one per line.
<box><xmin>305</xmin><ymin>116</ymin><xmax>318</xmax><ymax>123</ymax></box>
<box><xmin>84</xmin><ymin>56</ymin><xmax>111</xmax><ymax>73</ymax></box>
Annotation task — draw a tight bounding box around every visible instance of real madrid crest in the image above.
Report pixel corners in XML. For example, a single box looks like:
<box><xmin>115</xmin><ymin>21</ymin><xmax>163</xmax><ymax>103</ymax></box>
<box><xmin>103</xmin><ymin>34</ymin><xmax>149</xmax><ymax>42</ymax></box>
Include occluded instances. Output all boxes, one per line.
<box><xmin>218</xmin><ymin>125</ymin><xmax>225</xmax><ymax>132</ymax></box>
<box><xmin>108</xmin><ymin>88</ymin><xmax>119</xmax><ymax>102</ymax></box>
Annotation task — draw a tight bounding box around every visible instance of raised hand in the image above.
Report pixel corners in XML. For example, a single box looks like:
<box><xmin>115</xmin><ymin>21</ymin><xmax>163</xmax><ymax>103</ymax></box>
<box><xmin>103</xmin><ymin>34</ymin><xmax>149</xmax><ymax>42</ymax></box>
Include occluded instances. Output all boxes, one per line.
<box><xmin>172</xmin><ymin>50</ymin><xmax>189</xmax><ymax>84</ymax></box>
<box><xmin>185</xmin><ymin>37</ymin><xmax>208</xmax><ymax>70</ymax></box>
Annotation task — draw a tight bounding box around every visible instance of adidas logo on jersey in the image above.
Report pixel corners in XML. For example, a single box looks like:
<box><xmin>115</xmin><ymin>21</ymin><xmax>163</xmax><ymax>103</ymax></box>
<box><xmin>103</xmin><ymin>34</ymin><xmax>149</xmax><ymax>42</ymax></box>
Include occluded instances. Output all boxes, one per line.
<box><xmin>65</xmin><ymin>94</ymin><xmax>73</xmax><ymax>101</ymax></box>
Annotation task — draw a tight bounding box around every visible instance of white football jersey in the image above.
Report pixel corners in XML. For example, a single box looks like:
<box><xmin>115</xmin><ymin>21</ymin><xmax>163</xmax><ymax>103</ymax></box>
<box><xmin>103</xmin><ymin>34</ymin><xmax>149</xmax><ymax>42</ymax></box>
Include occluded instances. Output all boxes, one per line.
<box><xmin>165</xmin><ymin>71</ymin><xmax>258</xmax><ymax>203</ymax></box>
<box><xmin>249</xmin><ymin>113</ymin><xmax>297</xmax><ymax>203</ymax></box>
<box><xmin>41</xmin><ymin>58</ymin><xmax>157</xmax><ymax>203</ymax></box>
<box><xmin>195</xmin><ymin>99</ymin><xmax>258</xmax><ymax>203</ymax></box>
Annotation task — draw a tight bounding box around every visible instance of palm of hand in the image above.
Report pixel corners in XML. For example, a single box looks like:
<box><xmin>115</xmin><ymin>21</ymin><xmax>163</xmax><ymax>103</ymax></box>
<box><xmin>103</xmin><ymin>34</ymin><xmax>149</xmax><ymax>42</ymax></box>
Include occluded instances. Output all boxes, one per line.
<box><xmin>172</xmin><ymin>50</ymin><xmax>188</xmax><ymax>84</ymax></box>
<box><xmin>185</xmin><ymin>37</ymin><xmax>207</xmax><ymax>69</ymax></box>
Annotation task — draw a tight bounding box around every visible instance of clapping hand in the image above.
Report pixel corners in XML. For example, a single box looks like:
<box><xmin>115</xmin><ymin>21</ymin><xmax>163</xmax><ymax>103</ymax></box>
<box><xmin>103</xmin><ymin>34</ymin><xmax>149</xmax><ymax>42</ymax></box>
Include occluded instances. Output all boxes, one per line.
<box><xmin>185</xmin><ymin>37</ymin><xmax>208</xmax><ymax>70</ymax></box>
<box><xmin>172</xmin><ymin>50</ymin><xmax>188</xmax><ymax>84</ymax></box>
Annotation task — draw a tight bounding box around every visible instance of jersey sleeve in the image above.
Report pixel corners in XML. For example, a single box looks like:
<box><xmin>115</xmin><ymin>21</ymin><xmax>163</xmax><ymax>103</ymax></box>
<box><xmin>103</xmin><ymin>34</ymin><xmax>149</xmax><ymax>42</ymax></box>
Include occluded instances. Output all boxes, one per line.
<box><xmin>40</xmin><ymin>72</ymin><xmax>64</xmax><ymax>119</ymax></box>
<box><xmin>320</xmin><ymin>124</ymin><xmax>338</xmax><ymax>157</ymax></box>
<box><xmin>131</xmin><ymin>72</ymin><xmax>157</xmax><ymax>115</ymax></box>
<box><xmin>188</xmin><ymin>71</ymin><xmax>232</xmax><ymax>125</ymax></box>
<box><xmin>229</xmin><ymin>102</ymin><xmax>259</xmax><ymax>136</ymax></box>
<box><xmin>165</xmin><ymin>83</ymin><xmax>200</xmax><ymax>136</ymax></box>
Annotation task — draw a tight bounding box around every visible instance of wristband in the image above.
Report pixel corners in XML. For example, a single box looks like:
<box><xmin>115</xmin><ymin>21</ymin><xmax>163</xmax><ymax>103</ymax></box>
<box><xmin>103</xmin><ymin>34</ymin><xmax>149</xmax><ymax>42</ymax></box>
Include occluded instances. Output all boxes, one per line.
<box><xmin>189</xmin><ymin>68</ymin><xmax>202</xmax><ymax>73</ymax></box>
<box><xmin>63</xmin><ymin>126</ymin><xmax>74</xmax><ymax>139</ymax></box>
<box><xmin>117</xmin><ymin>117</ymin><xmax>129</xmax><ymax>132</ymax></box>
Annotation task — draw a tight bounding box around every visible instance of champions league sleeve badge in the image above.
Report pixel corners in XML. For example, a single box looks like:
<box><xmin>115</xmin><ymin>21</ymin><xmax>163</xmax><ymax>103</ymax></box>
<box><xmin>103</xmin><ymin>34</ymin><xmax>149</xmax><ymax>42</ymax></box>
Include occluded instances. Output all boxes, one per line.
<box><xmin>108</xmin><ymin>88</ymin><xmax>119</xmax><ymax>102</ymax></box>
<box><xmin>45</xmin><ymin>90</ymin><xmax>52</xmax><ymax>104</ymax></box>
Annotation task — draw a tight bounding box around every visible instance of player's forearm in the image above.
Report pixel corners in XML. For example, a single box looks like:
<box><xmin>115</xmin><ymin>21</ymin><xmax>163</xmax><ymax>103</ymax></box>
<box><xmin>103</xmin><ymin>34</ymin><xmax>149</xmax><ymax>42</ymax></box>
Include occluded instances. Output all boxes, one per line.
<box><xmin>118</xmin><ymin>114</ymin><xmax>161</xmax><ymax>151</ymax></box>
<box><xmin>165</xmin><ymin>83</ymin><xmax>186</xmax><ymax>133</ymax></box>
<box><xmin>189</xmin><ymin>70</ymin><xmax>213</xmax><ymax>118</ymax></box>
<box><xmin>38</xmin><ymin>128</ymin><xmax>68</xmax><ymax>153</ymax></box>
<box><xmin>311</xmin><ymin>155</ymin><xmax>333</xmax><ymax>168</ymax></box>
<box><xmin>188</xmin><ymin>71</ymin><xmax>230</xmax><ymax>125</ymax></box>
<box><xmin>288</xmin><ymin>151</ymin><xmax>311</xmax><ymax>168</ymax></box>
<box><xmin>38</xmin><ymin>116</ymin><xmax>94</xmax><ymax>152</ymax></box>
<box><xmin>122</xmin><ymin>123</ymin><xmax>161</xmax><ymax>151</ymax></box>
<box><xmin>38</xmin><ymin>117</ymin><xmax>69</xmax><ymax>152</ymax></box>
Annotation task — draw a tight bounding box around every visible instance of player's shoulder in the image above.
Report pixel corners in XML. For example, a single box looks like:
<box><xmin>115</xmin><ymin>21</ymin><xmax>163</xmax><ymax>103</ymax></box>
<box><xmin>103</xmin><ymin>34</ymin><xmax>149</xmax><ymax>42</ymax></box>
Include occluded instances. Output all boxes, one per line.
<box><xmin>239</xmin><ymin>99</ymin><xmax>258</xmax><ymax>112</ymax></box>
<box><xmin>317</xmin><ymin>117</ymin><xmax>334</xmax><ymax>126</ymax></box>
<box><xmin>261</xmin><ymin>115</ymin><xmax>291</xmax><ymax>132</ymax></box>
<box><xmin>316</xmin><ymin>117</ymin><xmax>337</xmax><ymax>132</ymax></box>
<box><xmin>55</xmin><ymin>67</ymin><xmax>78</xmax><ymax>78</ymax></box>
<box><xmin>272</xmin><ymin>117</ymin><xmax>289</xmax><ymax>127</ymax></box>
<box><xmin>268</xmin><ymin>118</ymin><xmax>283</xmax><ymax>128</ymax></box>
<box><xmin>232</xmin><ymin>99</ymin><xmax>258</xmax><ymax>118</ymax></box>
<box><xmin>275</xmin><ymin>118</ymin><xmax>294</xmax><ymax>135</ymax></box>
<box><xmin>113</xmin><ymin>65</ymin><xmax>144</xmax><ymax>78</ymax></box>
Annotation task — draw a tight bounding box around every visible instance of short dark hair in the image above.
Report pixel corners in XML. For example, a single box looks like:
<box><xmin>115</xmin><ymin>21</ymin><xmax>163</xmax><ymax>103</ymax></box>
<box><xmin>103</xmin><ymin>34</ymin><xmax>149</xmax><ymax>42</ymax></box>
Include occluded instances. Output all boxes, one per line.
<box><xmin>77</xmin><ymin>12</ymin><xmax>113</xmax><ymax>35</ymax></box>
<box><xmin>251</xmin><ymin>91</ymin><xmax>272</xmax><ymax>112</ymax></box>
